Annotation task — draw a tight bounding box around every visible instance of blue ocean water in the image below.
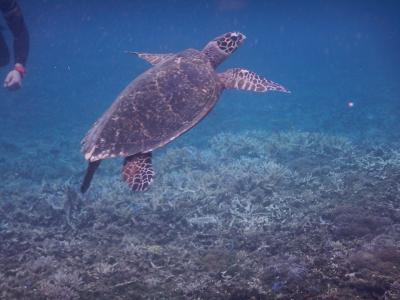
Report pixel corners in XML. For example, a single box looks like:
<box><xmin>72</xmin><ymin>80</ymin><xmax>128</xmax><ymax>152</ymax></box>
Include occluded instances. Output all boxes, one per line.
<box><xmin>1</xmin><ymin>0</ymin><xmax>399</xmax><ymax>144</ymax></box>
<box><xmin>0</xmin><ymin>1</ymin><xmax>399</xmax><ymax>299</ymax></box>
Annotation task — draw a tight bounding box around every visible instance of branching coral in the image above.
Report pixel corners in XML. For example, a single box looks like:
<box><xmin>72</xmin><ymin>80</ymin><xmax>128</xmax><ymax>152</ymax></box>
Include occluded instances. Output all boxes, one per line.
<box><xmin>0</xmin><ymin>130</ymin><xmax>399</xmax><ymax>299</ymax></box>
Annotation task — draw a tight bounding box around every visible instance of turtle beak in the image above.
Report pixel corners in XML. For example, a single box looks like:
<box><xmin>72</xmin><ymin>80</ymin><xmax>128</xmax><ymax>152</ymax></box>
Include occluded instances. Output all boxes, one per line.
<box><xmin>234</xmin><ymin>32</ymin><xmax>246</xmax><ymax>43</ymax></box>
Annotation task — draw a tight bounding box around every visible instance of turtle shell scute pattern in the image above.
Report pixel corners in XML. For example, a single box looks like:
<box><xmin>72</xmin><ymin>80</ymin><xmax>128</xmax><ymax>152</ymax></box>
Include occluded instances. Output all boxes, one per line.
<box><xmin>82</xmin><ymin>49</ymin><xmax>222</xmax><ymax>161</ymax></box>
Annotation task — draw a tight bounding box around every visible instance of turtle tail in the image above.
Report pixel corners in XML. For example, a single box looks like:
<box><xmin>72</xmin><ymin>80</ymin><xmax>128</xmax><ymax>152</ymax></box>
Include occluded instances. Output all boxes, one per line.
<box><xmin>80</xmin><ymin>160</ymin><xmax>101</xmax><ymax>193</ymax></box>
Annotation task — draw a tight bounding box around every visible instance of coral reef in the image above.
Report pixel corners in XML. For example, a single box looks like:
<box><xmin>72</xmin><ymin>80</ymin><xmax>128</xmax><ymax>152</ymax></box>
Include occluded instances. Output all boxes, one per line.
<box><xmin>0</xmin><ymin>130</ymin><xmax>399</xmax><ymax>299</ymax></box>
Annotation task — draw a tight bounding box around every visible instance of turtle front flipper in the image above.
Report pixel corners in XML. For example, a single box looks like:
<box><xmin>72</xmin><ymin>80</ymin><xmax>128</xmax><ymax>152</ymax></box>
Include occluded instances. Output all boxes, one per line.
<box><xmin>219</xmin><ymin>68</ymin><xmax>290</xmax><ymax>93</ymax></box>
<box><xmin>123</xmin><ymin>152</ymin><xmax>155</xmax><ymax>192</ymax></box>
<box><xmin>125</xmin><ymin>51</ymin><xmax>174</xmax><ymax>65</ymax></box>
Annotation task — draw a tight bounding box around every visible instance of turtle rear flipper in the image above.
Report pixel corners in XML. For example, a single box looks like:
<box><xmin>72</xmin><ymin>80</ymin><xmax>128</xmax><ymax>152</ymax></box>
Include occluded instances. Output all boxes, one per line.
<box><xmin>123</xmin><ymin>153</ymin><xmax>155</xmax><ymax>192</ymax></box>
<box><xmin>219</xmin><ymin>68</ymin><xmax>290</xmax><ymax>93</ymax></box>
<box><xmin>80</xmin><ymin>160</ymin><xmax>102</xmax><ymax>193</ymax></box>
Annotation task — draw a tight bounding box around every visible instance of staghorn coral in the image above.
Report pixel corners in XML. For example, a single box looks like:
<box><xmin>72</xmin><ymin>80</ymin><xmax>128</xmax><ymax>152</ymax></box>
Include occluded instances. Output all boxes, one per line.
<box><xmin>0</xmin><ymin>130</ymin><xmax>399</xmax><ymax>299</ymax></box>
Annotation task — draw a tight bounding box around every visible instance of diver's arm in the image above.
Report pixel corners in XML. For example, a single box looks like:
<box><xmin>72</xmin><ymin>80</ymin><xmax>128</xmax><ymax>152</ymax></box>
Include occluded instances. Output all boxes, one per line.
<box><xmin>1</xmin><ymin>0</ymin><xmax>29</xmax><ymax>90</ymax></box>
<box><xmin>1</xmin><ymin>0</ymin><xmax>29</xmax><ymax>69</ymax></box>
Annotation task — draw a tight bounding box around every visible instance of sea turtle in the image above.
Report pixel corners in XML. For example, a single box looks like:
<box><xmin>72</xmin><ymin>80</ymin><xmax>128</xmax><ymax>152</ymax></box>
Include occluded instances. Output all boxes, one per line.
<box><xmin>80</xmin><ymin>32</ymin><xmax>289</xmax><ymax>193</ymax></box>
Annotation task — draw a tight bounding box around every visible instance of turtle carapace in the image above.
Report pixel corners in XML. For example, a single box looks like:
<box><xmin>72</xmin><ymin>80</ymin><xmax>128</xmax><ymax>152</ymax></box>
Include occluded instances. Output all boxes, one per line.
<box><xmin>80</xmin><ymin>32</ymin><xmax>289</xmax><ymax>193</ymax></box>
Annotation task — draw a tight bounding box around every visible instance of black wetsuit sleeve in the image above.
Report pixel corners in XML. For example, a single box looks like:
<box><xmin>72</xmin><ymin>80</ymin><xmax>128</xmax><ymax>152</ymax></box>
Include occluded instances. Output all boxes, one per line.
<box><xmin>0</xmin><ymin>0</ymin><xmax>29</xmax><ymax>66</ymax></box>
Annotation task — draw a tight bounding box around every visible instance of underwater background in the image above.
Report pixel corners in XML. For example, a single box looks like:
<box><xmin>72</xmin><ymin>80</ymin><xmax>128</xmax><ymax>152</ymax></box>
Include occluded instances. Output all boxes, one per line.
<box><xmin>0</xmin><ymin>0</ymin><xmax>399</xmax><ymax>299</ymax></box>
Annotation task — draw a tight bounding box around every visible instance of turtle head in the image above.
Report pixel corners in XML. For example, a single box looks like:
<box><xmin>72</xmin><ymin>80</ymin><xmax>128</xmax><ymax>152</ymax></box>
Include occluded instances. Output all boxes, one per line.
<box><xmin>203</xmin><ymin>32</ymin><xmax>246</xmax><ymax>68</ymax></box>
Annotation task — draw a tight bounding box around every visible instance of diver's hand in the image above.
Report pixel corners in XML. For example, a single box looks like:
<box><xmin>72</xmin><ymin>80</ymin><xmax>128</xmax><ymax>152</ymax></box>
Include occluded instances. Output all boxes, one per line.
<box><xmin>4</xmin><ymin>70</ymin><xmax>22</xmax><ymax>90</ymax></box>
<box><xmin>4</xmin><ymin>64</ymin><xmax>25</xmax><ymax>91</ymax></box>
